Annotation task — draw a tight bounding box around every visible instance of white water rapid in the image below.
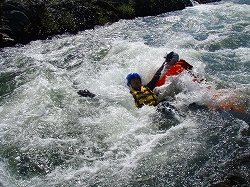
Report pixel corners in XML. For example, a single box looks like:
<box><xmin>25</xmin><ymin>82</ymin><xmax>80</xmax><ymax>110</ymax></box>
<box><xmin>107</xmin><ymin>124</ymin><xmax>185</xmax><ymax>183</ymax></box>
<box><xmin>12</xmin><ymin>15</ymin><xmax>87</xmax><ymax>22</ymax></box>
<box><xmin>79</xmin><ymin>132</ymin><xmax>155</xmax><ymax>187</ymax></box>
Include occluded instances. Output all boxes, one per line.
<box><xmin>1</xmin><ymin>0</ymin><xmax>250</xmax><ymax>186</ymax></box>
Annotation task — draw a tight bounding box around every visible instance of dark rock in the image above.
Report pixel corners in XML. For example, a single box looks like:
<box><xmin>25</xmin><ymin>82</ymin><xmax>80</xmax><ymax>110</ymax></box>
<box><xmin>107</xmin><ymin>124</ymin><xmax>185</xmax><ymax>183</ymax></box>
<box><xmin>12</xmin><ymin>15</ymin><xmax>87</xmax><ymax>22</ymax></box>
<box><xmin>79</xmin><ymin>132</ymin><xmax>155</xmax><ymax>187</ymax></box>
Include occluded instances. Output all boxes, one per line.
<box><xmin>0</xmin><ymin>0</ymin><xmax>45</xmax><ymax>47</ymax></box>
<box><xmin>0</xmin><ymin>32</ymin><xmax>15</xmax><ymax>47</ymax></box>
<box><xmin>3</xmin><ymin>10</ymin><xmax>31</xmax><ymax>37</ymax></box>
<box><xmin>133</xmin><ymin>0</ymin><xmax>192</xmax><ymax>17</ymax></box>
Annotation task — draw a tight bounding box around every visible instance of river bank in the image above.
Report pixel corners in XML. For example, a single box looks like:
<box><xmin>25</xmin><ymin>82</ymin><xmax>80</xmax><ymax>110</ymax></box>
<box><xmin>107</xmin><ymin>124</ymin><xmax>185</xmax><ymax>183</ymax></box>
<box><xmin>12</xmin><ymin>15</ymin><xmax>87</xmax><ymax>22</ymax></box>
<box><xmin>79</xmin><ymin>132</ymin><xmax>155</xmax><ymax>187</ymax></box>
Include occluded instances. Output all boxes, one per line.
<box><xmin>0</xmin><ymin>0</ymin><xmax>220</xmax><ymax>48</ymax></box>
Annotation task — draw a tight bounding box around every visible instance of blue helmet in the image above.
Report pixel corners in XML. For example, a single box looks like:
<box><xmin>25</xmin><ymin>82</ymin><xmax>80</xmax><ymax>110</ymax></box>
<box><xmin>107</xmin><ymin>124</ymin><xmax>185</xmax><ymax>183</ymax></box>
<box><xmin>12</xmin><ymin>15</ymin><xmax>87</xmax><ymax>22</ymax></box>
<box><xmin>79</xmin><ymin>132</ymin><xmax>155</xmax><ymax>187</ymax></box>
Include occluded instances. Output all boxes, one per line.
<box><xmin>126</xmin><ymin>73</ymin><xmax>141</xmax><ymax>87</ymax></box>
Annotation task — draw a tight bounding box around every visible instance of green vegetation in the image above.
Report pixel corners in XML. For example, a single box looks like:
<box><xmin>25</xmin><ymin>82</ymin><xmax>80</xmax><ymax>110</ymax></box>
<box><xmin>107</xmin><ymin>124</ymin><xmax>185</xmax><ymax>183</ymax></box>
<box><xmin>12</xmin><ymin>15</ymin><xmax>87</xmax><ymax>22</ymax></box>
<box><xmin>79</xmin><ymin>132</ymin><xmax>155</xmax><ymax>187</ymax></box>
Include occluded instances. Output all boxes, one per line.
<box><xmin>118</xmin><ymin>4</ymin><xmax>135</xmax><ymax>18</ymax></box>
<box><xmin>40</xmin><ymin>10</ymin><xmax>58</xmax><ymax>36</ymax></box>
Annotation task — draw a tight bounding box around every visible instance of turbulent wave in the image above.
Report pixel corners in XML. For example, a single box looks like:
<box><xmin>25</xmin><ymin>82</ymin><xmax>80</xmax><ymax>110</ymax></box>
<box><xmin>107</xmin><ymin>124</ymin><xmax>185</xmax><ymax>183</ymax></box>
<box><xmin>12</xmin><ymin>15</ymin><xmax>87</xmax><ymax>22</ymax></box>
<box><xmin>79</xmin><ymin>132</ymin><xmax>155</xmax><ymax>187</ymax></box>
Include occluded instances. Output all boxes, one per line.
<box><xmin>0</xmin><ymin>0</ymin><xmax>250</xmax><ymax>186</ymax></box>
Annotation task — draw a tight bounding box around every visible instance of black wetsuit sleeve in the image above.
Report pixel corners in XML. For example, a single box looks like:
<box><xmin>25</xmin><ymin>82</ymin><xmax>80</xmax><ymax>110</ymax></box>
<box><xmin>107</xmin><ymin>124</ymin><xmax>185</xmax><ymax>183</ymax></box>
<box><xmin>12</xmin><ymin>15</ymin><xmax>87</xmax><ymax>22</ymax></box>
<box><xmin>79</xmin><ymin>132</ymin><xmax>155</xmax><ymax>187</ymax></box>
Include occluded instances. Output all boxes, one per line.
<box><xmin>146</xmin><ymin>63</ymin><xmax>165</xmax><ymax>90</ymax></box>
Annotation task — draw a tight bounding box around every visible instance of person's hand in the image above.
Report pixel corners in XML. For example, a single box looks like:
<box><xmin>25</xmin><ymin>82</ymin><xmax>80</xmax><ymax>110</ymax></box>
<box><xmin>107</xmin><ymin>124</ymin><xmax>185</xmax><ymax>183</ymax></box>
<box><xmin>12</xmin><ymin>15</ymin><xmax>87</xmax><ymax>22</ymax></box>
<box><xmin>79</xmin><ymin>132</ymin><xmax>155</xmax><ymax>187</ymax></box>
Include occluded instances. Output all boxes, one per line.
<box><xmin>164</xmin><ymin>51</ymin><xmax>174</xmax><ymax>62</ymax></box>
<box><xmin>77</xmin><ymin>89</ymin><xmax>96</xmax><ymax>98</ymax></box>
<box><xmin>164</xmin><ymin>52</ymin><xmax>179</xmax><ymax>66</ymax></box>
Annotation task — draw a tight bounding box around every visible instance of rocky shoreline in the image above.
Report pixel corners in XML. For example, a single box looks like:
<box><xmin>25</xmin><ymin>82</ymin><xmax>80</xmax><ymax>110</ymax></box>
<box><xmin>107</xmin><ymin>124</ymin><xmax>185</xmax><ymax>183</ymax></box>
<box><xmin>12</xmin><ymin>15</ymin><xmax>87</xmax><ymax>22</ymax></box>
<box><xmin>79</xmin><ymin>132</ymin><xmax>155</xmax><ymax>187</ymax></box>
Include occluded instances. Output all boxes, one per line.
<box><xmin>0</xmin><ymin>0</ymin><xmax>220</xmax><ymax>48</ymax></box>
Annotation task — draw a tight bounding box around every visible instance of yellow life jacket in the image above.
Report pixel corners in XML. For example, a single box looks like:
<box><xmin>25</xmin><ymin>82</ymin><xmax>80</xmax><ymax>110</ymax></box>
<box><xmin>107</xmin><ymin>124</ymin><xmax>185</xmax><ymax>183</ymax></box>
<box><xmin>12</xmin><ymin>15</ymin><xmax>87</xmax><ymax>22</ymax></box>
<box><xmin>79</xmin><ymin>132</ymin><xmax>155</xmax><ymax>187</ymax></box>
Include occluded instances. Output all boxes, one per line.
<box><xmin>130</xmin><ymin>85</ymin><xmax>158</xmax><ymax>108</ymax></box>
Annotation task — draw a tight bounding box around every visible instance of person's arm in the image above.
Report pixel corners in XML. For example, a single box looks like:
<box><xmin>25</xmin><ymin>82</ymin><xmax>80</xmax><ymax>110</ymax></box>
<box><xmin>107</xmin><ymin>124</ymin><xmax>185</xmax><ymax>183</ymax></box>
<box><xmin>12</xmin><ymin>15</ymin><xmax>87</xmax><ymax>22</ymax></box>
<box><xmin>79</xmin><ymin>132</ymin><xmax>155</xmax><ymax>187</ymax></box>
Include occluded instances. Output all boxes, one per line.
<box><xmin>147</xmin><ymin>52</ymin><xmax>179</xmax><ymax>90</ymax></box>
<box><xmin>146</xmin><ymin>62</ymin><xmax>165</xmax><ymax>90</ymax></box>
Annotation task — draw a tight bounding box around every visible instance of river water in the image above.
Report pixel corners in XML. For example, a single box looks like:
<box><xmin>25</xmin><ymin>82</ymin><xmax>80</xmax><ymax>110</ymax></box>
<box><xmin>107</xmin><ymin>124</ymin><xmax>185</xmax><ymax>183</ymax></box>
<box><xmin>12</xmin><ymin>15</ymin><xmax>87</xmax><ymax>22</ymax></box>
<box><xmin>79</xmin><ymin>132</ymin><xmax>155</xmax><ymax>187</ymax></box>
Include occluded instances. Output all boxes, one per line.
<box><xmin>1</xmin><ymin>0</ymin><xmax>250</xmax><ymax>186</ymax></box>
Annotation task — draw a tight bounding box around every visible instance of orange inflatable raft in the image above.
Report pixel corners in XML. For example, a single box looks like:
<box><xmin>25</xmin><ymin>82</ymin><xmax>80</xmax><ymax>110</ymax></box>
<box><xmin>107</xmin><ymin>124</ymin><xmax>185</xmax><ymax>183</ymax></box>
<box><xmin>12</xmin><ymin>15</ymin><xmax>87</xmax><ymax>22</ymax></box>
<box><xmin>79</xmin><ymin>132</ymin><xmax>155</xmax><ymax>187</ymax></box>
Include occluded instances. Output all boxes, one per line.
<box><xmin>156</xmin><ymin>59</ymin><xmax>195</xmax><ymax>87</ymax></box>
<box><xmin>156</xmin><ymin>60</ymin><xmax>249</xmax><ymax>114</ymax></box>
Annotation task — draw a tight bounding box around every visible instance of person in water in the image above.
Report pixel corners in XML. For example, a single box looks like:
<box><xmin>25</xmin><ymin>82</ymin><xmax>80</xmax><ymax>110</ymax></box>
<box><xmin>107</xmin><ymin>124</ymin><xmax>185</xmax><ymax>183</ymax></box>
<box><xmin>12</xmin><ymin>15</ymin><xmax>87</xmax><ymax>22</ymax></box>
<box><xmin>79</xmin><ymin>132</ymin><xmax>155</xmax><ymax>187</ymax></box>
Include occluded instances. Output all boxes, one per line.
<box><xmin>77</xmin><ymin>52</ymin><xmax>250</xmax><ymax>123</ymax></box>
<box><xmin>78</xmin><ymin>51</ymin><xmax>194</xmax><ymax>109</ymax></box>
<box><xmin>77</xmin><ymin>52</ymin><xmax>184</xmax><ymax>124</ymax></box>
<box><xmin>77</xmin><ymin>51</ymin><xmax>180</xmax><ymax>116</ymax></box>
<box><xmin>126</xmin><ymin>51</ymin><xmax>179</xmax><ymax>108</ymax></box>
